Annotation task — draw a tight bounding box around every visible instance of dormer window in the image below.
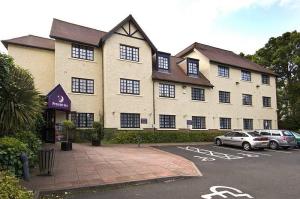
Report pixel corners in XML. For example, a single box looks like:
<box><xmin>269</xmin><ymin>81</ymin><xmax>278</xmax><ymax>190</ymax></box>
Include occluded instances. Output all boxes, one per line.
<box><xmin>187</xmin><ymin>58</ymin><xmax>199</xmax><ymax>76</ymax></box>
<box><xmin>157</xmin><ymin>52</ymin><xmax>170</xmax><ymax>71</ymax></box>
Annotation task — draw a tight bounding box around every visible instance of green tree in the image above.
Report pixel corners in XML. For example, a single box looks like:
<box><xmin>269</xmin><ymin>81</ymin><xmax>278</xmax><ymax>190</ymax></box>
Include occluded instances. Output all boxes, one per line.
<box><xmin>0</xmin><ymin>53</ymin><xmax>43</xmax><ymax>135</ymax></box>
<box><xmin>242</xmin><ymin>31</ymin><xmax>300</xmax><ymax>129</ymax></box>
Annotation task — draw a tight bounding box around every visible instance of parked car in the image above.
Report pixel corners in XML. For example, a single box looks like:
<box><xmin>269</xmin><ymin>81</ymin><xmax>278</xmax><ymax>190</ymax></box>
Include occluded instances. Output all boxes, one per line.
<box><xmin>215</xmin><ymin>131</ymin><xmax>269</xmax><ymax>151</ymax></box>
<box><xmin>290</xmin><ymin>131</ymin><xmax>300</xmax><ymax>147</ymax></box>
<box><xmin>255</xmin><ymin>130</ymin><xmax>297</xmax><ymax>150</ymax></box>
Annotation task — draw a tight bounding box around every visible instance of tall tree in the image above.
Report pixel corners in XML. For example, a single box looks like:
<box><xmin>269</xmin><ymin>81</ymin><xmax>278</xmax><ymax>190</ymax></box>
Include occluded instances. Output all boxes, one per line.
<box><xmin>243</xmin><ymin>31</ymin><xmax>300</xmax><ymax>129</ymax></box>
<box><xmin>0</xmin><ymin>53</ymin><xmax>43</xmax><ymax>135</ymax></box>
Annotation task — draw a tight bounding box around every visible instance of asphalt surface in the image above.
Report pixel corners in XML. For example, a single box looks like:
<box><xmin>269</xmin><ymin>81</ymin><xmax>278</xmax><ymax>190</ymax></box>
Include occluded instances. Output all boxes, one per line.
<box><xmin>59</xmin><ymin>144</ymin><xmax>300</xmax><ymax>199</ymax></box>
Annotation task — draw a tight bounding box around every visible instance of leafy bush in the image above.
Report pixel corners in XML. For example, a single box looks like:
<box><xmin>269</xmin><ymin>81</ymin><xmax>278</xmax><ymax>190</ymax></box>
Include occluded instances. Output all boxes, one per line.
<box><xmin>0</xmin><ymin>170</ymin><xmax>33</xmax><ymax>199</ymax></box>
<box><xmin>92</xmin><ymin>121</ymin><xmax>104</xmax><ymax>141</ymax></box>
<box><xmin>109</xmin><ymin>130</ymin><xmax>224</xmax><ymax>144</ymax></box>
<box><xmin>0</xmin><ymin>137</ymin><xmax>32</xmax><ymax>176</ymax></box>
<box><xmin>14</xmin><ymin>131</ymin><xmax>42</xmax><ymax>165</ymax></box>
<box><xmin>62</xmin><ymin>120</ymin><xmax>75</xmax><ymax>141</ymax></box>
<box><xmin>72</xmin><ymin>129</ymin><xmax>94</xmax><ymax>143</ymax></box>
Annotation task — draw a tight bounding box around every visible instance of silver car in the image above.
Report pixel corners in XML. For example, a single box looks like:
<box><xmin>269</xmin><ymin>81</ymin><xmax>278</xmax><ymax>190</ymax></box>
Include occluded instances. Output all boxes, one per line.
<box><xmin>255</xmin><ymin>129</ymin><xmax>297</xmax><ymax>150</ymax></box>
<box><xmin>215</xmin><ymin>131</ymin><xmax>269</xmax><ymax>151</ymax></box>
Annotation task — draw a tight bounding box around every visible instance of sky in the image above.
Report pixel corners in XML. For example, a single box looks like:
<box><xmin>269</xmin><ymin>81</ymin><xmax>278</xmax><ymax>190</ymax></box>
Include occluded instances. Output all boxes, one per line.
<box><xmin>0</xmin><ymin>0</ymin><xmax>299</xmax><ymax>55</ymax></box>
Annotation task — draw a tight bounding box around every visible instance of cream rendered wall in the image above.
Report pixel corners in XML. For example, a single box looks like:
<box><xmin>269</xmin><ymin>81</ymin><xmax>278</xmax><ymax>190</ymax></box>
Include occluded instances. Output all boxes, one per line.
<box><xmin>7</xmin><ymin>44</ymin><xmax>55</xmax><ymax>95</ymax></box>
<box><xmin>102</xmin><ymin>23</ymin><xmax>154</xmax><ymax>129</ymax></box>
<box><xmin>54</xmin><ymin>40</ymin><xmax>103</xmax><ymax>123</ymax></box>
<box><xmin>154</xmin><ymin>81</ymin><xmax>213</xmax><ymax>129</ymax></box>
<box><xmin>183</xmin><ymin>49</ymin><xmax>278</xmax><ymax>130</ymax></box>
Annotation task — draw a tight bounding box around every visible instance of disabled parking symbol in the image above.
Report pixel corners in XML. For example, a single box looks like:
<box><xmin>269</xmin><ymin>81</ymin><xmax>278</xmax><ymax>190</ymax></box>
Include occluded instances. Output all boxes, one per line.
<box><xmin>201</xmin><ymin>186</ymin><xmax>254</xmax><ymax>199</ymax></box>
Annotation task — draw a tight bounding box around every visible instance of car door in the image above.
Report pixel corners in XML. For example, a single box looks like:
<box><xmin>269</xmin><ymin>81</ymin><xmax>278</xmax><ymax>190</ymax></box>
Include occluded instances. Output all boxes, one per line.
<box><xmin>222</xmin><ymin>132</ymin><xmax>234</xmax><ymax>145</ymax></box>
<box><xmin>231</xmin><ymin>132</ymin><xmax>245</xmax><ymax>146</ymax></box>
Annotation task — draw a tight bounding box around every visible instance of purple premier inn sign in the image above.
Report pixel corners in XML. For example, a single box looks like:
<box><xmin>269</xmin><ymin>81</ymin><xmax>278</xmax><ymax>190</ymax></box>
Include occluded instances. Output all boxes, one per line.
<box><xmin>47</xmin><ymin>84</ymin><xmax>71</xmax><ymax>111</ymax></box>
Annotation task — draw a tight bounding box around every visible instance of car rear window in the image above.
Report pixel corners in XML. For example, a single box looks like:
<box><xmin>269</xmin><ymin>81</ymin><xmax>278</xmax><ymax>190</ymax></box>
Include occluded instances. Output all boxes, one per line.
<box><xmin>248</xmin><ymin>132</ymin><xmax>261</xmax><ymax>137</ymax></box>
<box><xmin>282</xmin><ymin>131</ymin><xmax>294</xmax><ymax>136</ymax></box>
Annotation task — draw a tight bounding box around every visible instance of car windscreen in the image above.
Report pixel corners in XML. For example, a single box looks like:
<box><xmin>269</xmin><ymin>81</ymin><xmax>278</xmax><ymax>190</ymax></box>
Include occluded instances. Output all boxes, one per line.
<box><xmin>282</xmin><ymin>131</ymin><xmax>294</xmax><ymax>136</ymax></box>
<box><xmin>247</xmin><ymin>132</ymin><xmax>261</xmax><ymax>137</ymax></box>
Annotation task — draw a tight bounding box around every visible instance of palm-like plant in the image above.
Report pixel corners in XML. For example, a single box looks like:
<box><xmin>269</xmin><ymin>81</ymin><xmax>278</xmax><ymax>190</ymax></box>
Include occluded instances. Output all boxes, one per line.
<box><xmin>0</xmin><ymin>53</ymin><xmax>43</xmax><ymax>135</ymax></box>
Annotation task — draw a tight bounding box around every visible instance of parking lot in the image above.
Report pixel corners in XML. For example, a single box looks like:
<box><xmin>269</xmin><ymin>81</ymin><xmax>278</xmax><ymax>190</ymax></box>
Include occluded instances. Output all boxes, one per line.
<box><xmin>69</xmin><ymin>144</ymin><xmax>300</xmax><ymax>199</ymax></box>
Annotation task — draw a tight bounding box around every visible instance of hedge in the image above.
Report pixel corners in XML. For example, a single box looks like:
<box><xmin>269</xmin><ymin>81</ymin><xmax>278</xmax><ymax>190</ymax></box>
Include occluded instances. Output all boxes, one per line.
<box><xmin>0</xmin><ymin>170</ymin><xmax>33</xmax><ymax>199</ymax></box>
<box><xmin>108</xmin><ymin>130</ymin><xmax>224</xmax><ymax>144</ymax></box>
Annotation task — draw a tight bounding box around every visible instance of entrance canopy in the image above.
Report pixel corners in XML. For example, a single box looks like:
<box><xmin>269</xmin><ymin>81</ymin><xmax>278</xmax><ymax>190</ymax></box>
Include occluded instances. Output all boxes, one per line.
<box><xmin>46</xmin><ymin>84</ymin><xmax>71</xmax><ymax>111</ymax></box>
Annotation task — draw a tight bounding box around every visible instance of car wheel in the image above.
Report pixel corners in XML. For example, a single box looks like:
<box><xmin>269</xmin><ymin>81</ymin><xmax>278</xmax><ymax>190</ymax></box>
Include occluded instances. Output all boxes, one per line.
<box><xmin>269</xmin><ymin>141</ymin><xmax>279</xmax><ymax>150</ymax></box>
<box><xmin>243</xmin><ymin>142</ymin><xmax>251</xmax><ymax>151</ymax></box>
<box><xmin>216</xmin><ymin>139</ymin><xmax>222</xmax><ymax>146</ymax></box>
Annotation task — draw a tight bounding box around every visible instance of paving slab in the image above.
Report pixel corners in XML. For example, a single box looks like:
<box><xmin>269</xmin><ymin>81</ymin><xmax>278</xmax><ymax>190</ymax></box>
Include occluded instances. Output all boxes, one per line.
<box><xmin>23</xmin><ymin>143</ymin><xmax>201</xmax><ymax>192</ymax></box>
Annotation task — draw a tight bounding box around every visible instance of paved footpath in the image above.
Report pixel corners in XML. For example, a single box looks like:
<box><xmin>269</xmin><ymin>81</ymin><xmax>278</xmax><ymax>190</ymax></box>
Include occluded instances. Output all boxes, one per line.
<box><xmin>23</xmin><ymin>143</ymin><xmax>201</xmax><ymax>192</ymax></box>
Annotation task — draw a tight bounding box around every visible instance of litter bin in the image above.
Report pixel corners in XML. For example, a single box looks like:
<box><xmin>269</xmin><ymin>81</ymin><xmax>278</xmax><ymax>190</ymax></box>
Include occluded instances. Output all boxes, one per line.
<box><xmin>38</xmin><ymin>148</ymin><xmax>55</xmax><ymax>175</ymax></box>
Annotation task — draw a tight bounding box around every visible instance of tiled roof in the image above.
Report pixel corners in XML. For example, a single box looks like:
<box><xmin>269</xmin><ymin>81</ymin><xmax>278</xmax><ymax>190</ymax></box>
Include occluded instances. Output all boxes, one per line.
<box><xmin>176</xmin><ymin>42</ymin><xmax>276</xmax><ymax>76</ymax></box>
<box><xmin>152</xmin><ymin>56</ymin><xmax>213</xmax><ymax>87</ymax></box>
<box><xmin>2</xmin><ymin>35</ymin><xmax>54</xmax><ymax>51</ymax></box>
<box><xmin>50</xmin><ymin>18</ymin><xmax>107</xmax><ymax>46</ymax></box>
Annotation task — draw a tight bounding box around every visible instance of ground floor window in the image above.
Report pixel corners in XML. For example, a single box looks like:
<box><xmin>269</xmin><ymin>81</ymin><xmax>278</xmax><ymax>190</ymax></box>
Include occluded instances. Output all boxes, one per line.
<box><xmin>192</xmin><ymin>116</ymin><xmax>206</xmax><ymax>129</ymax></box>
<box><xmin>159</xmin><ymin>115</ymin><xmax>176</xmax><ymax>129</ymax></box>
<box><xmin>263</xmin><ymin>120</ymin><xmax>272</xmax><ymax>129</ymax></box>
<box><xmin>71</xmin><ymin>112</ymin><xmax>94</xmax><ymax>128</ymax></box>
<box><xmin>120</xmin><ymin>113</ymin><xmax>140</xmax><ymax>128</ymax></box>
<box><xmin>220</xmin><ymin>117</ymin><xmax>231</xmax><ymax>129</ymax></box>
<box><xmin>243</xmin><ymin>118</ymin><xmax>253</xmax><ymax>130</ymax></box>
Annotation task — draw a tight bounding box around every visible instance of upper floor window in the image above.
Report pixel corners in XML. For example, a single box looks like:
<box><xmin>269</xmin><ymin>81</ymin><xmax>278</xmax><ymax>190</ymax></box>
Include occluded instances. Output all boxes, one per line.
<box><xmin>220</xmin><ymin>117</ymin><xmax>231</xmax><ymax>129</ymax></box>
<box><xmin>241</xmin><ymin>70</ymin><xmax>251</xmax><ymax>81</ymax></box>
<box><xmin>242</xmin><ymin>94</ymin><xmax>252</xmax><ymax>105</ymax></box>
<box><xmin>187</xmin><ymin>58</ymin><xmax>199</xmax><ymax>76</ymax></box>
<box><xmin>159</xmin><ymin>115</ymin><xmax>176</xmax><ymax>129</ymax></box>
<box><xmin>192</xmin><ymin>116</ymin><xmax>206</xmax><ymax>129</ymax></box>
<box><xmin>192</xmin><ymin>88</ymin><xmax>205</xmax><ymax>101</ymax></box>
<box><xmin>263</xmin><ymin>120</ymin><xmax>272</xmax><ymax>129</ymax></box>
<box><xmin>157</xmin><ymin>52</ymin><xmax>170</xmax><ymax>71</ymax></box>
<box><xmin>262</xmin><ymin>74</ymin><xmax>270</xmax><ymax>85</ymax></box>
<box><xmin>120</xmin><ymin>44</ymin><xmax>139</xmax><ymax>62</ymax></box>
<box><xmin>243</xmin><ymin>119</ymin><xmax>253</xmax><ymax>130</ymax></box>
<box><xmin>219</xmin><ymin>91</ymin><xmax>230</xmax><ymax>103</ymax></box>
<box><xmin>120</xmin><ymin>78</ymin><xmax>140</xmax><ymax>95</ymax></box>
<box><xmin>120</xmin><ymin>113</ymin><xmax>140</xmax><ymax>128</ymax></box>
<box><xmin>72</xmin><ymin>77</ymin><xmax>94</xmax><ymax>94</ymax></box>
<box><xmin>263</xmin><ymin>96</ymin><xmax>271</xmax><ymax>107</ymax></box>
<box><xmin>159</xmin><ymin>83</ymin><xmax>175</xmax><ymax>98</ymax></box>
<box><xmin>218</xmin><ymin>65</ymin><xmax>229</xmax><ymax>77</ymax></box>
<box><xmin>72</xmin><ymin>44</ymin><xmax>94</xmax><ymax>61</ymax></box>
<box><xmin>71</xmin><ymin>112</ymin><xmax>94</xmax><ymax>128</ymax></box>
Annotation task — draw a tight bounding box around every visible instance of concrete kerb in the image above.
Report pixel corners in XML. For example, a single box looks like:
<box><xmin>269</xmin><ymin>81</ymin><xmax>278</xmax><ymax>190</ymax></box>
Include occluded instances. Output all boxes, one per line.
<box><xmin>38</xmin><ymin>176</ymin><xmax>197</xmax><ymax>198</ymax></box>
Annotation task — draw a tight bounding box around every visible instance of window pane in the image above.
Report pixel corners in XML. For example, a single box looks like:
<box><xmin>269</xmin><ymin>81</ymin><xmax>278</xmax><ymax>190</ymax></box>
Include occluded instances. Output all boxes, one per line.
<box><xmin>220</xmin><ymin>118</ymin><xmax>231</xmax><ymax>129</ymax></box>
<box><xmin>242</xmin><ymin>94</ymin><xmax>252</xmax><ymax>105</ymax></box>
<box><xmin>192</xmin><ymin>116</ymin><xmax>206</xmax><ymax>129</ymax></box>
<box><xmin>219</xmin><ymin>91</ymin><xmax>230</xmax><ymax>103</ymax></box>
<box><xmin>159</xmin><ymin>115</ymin><xmax>176</xmax><ymax>128</ymax></box>
<box><xmin>243</xmin><ymin>119</ymin><xmax>253</xmax><ymax>130</ymax></box>
<box><xmin>263</xmin><ymin>120</ymin><xmax>272</xmax><ymax>129</ymax></box>
<box><xmin>192</xmin><ymin>88</ymin><xmax>205</xmax><ymax>101</ymax></box>
<box><xmin>120</xmin><ymin>45</ymin><xmax>139</xmax><ymax>62</ymax></box>
<box><xmin>218</xmin><ymin>66</ymin><xmax>229</xmax><ymax>77</ymax></box>
<box><xmin>120</xmin><ymin>113</ymin><xmax>140</xmax><ymax>128</ymax></box>
<box><xmin>241</xmin><ymin>70</ymin><xmax>251</xmax><ymax>81</ymax></box>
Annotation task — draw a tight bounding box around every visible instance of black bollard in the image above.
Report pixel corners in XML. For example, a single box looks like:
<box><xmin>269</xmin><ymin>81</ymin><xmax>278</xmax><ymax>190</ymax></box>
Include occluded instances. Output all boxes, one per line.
<box><xmin>20</xmin><ymin>153</ymin><xmax>30</xmax><ymax>181</ymax></box>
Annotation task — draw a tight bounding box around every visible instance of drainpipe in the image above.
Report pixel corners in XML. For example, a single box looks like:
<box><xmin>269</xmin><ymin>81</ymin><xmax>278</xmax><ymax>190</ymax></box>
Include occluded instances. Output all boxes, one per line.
<box><xmin>152</xmin><ymin>81</ymin><xmax>156</xmax><ymax>133</ymax></box>
<box><xmin>101</xmin><ymin>47</ymin><xmax>105</xmax><ymax>127</ymax></box>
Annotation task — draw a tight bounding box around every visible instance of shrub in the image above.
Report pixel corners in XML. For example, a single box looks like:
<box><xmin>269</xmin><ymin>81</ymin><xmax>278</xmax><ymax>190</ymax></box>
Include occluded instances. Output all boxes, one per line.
<box><xmin>0</xmin><ymin>170</ymin><xmax>33</xmax><ymax>199</ymax></box>
<box><xmin>0</xmin><ymin>137</ymin><xmax>32</xmax><ymax>176</ymax></box>
<box><xmin>62</xmin><ymin>120</ymin><xmax>75</xmax><ymax>141</ymax></box>
<box><xmin>109</xmin><ymin>130</ymin><xmax>224</xmax><ymax>144</ymax></box>
<box><xmin>72</xmin><ymin>129</ymin><xmax>94</xmax><ymax>143</ymax></box>
<box><xmin>14</xmin><ymin>131</ymin><xmax>42</xmax><ymax>165</ymax></box>
<box><xmin>92</xmin><ymin>121</ymin><xmax>104</xmax><ymax>140</ymax></box>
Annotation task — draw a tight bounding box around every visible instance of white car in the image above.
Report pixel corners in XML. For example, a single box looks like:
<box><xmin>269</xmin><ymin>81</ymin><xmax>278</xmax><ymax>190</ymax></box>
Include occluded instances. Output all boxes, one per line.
<box><xmin>215</xmin><ymin>131</ymin><xmax>269</xmax><ymax>151</ymax></box>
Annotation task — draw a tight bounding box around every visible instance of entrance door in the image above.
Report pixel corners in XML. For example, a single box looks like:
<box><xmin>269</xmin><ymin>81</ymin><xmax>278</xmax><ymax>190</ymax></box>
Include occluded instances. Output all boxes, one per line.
<box><xmin>43</xmin><ymin>109</ymin><xmax>56</xmax><ymax>143</ymax></box>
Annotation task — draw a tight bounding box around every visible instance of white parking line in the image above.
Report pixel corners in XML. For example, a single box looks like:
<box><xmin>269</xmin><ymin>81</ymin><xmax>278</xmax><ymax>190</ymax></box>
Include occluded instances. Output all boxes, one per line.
<box><xmin>264</xmin><ymin>149</ymin><xmax>292</xmax><ymax>154</ymax></box>
<box><xmin>211</xmin><ymin>146</ymin><xmax>272</xmax><ymax>156</ymax></box>
<box><xmin>178</xmin><ymin>146</ymin><xmax>244</xmax><ymax>160</ymax></box>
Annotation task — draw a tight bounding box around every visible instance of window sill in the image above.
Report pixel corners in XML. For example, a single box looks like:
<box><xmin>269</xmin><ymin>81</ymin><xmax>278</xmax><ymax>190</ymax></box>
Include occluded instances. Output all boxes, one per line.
<box><xmin>117</xmin><ymin>58</ymin><xmax>142</xmax><ymax>64</ymax></box>
<box><xmin>68</xmin><ymin>57</ymin><xmax>97</xmax><ymax>63</ymax></box>
<box><xmin>158</xmin><ymin>97</ymin><xmax>177</xmax><ymax>100</ymax></box>
<box><xmin>191</xmin><ymin>100</ymin><xmax>207</xmax><ymax>103</ymax></box>
<box><xmin>190</xmin><ymin>128</ymin><xmax>208</xmax><ymax>131</ymax></box>
<box><xmin>240</xmin><ymin>80</ymin><xmax>252</xmax><ymax>83</ymax></box>
<box><xmin>242</xmin><ymin>105</ymin><xmax>253</xmax><ymax>107</ymax></box>
<box><xmin>263</xmin><ymin>107</ymin><xmax>273</xmax><ymax>109</ymax></box>
<box><xmin>219</xmin><ymin>102</ymin><xmax>232</xmax><ymax>105</ymax></box>
<box><xmin>217</xmin><ymin>75</ymin><xmax>230</xmax><ymax>79</ymax></box>
<box><xmin>117</xmin><ymin>93</ymin><xmax>143</xmax><ymax>97</ymax></box>
<box><xmin>118</xmin><ymin>128</ymin><xmax>144</xmax><ymax>130</ymax></box>
<box><xmin>261</xmin><ymin>84</ymin><xmax>271</xmax><ymax>86</ymax></box>
<box><xmin>157</xmin><ymin>128</ymin><xmax>178</xmax><ymax>131</ymax></box>
<box><xmin>69</xmin><ymin>92</ymin><xmax>96</xmax><ymax>96</ymax></box>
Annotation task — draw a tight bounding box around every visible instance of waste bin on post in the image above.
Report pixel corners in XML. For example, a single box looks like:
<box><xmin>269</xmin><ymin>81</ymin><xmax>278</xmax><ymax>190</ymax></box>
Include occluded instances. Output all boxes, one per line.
<box><xmin>38</xmin><ymin>148</ymin><xmax>55</xmax><ymax>175</ymax></box>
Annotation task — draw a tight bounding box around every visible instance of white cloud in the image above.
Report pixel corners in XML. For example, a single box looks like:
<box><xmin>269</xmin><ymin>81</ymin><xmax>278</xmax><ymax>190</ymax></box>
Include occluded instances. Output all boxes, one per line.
<box><xmin>0</xmin><ymin>0</ymin><xmax>299</xmax><ymax>54</ymax></box>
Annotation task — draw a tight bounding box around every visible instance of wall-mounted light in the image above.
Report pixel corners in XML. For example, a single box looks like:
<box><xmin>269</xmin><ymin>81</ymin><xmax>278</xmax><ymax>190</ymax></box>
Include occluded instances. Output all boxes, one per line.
<box><xmin>256</xmin><ymin>85</ymin><xmax>260</xmax><ymax>88</ymax></box>
<box><xmin>236</xmin><ymin>82</ymin><xmax>240</xmax><ymax>85</ymax></box>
